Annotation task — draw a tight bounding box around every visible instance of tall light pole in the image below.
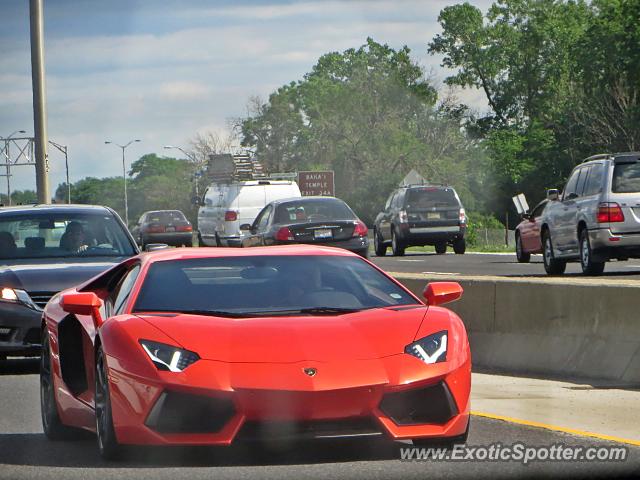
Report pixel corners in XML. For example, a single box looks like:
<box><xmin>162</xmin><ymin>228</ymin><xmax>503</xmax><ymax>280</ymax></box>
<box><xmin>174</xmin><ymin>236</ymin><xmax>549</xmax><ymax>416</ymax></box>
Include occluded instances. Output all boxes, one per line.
<box><xmin>2</xmin><ymin>130</ymin><xmax>27</xmax><ymax>205</ymax></box>
<box><xmin>164</xmin><ymin>145</ymin><xmax>201</xmax><ymax>198</ymax></box>
<box><xmin>105</xmin><ymin>139</ymin><xmax>141</xmax><ymax>226</ymax></box>
<box><xmin>48</xmin><ymin>140</ymin><xmax>69</xmax><ymax>203</ymax></box>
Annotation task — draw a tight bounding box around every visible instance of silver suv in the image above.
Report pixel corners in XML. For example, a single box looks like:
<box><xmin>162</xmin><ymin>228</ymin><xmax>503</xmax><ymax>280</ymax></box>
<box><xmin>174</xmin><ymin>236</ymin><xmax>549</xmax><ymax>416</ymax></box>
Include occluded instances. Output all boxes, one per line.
<box><xmin>540</xmin><ymin>152</ymin><xmax>640</xmax><ymax>275</ymax></box>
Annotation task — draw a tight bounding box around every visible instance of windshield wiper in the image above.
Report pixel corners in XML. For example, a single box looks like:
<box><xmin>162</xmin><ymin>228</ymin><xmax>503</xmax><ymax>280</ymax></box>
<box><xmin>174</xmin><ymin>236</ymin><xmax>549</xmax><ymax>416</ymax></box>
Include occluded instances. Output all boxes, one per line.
<box><xmin>240</xmin><ymin>307</ymin><xmax>364</xmax><ymax>316</ymax></box>
<box><xmin>138</xmin><ymin>309</ymin><xmax>246</xmax><ymax>318</ymax></box>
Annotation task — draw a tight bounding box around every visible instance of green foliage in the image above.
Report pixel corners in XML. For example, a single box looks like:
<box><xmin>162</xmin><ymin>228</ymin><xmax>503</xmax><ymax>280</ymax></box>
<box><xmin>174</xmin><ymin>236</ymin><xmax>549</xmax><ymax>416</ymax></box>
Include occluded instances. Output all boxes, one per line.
<box><xmin>465</xmin><ymin>211</ymin><xmax>505</xmax><ymax>246</ymax></box>
<box><xmin>0</xmin><ymin>190</ymin><xmax>38</xmax><ymax>206</ymax></box>
<box><xmin>241</xmin><ymin>38</ymin><xmax>486</xmax><ymax>224</ymax></box>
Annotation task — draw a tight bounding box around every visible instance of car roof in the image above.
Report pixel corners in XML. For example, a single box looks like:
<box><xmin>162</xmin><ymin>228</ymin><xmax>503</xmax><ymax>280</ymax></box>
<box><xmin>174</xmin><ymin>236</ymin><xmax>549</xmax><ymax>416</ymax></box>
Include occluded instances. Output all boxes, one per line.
<box><xmin>400</xmin><ymin>184</ymin><xmax>454</xmax><ymax>191</ymax></box>
<box><xmin>270</xmin><ymin>196</ymin><xmax>342</xmax><ymax>206</ymax></box>
<box><xmin>138</xmin><ymin>244</ymin><xmax>358</xmax><ymax>266</ymax></box>
<box><xmin>0</xmin><ymin>204</ymin><xmax>115</xmax><ymax>216</ymax></box>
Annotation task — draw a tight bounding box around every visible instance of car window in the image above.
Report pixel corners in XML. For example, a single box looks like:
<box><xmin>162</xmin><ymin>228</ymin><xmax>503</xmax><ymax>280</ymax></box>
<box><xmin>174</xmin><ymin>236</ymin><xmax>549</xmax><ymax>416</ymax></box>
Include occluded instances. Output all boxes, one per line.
<box><xmin>562</xmin><ymin>169</ymin><xmax>582</xmax><ymax>200</ymax></box>
<box><xmin>612</xmin><ymin>162</ymin><xmax>640</xmax><ymax>193</ymax></box>
<box><xmin>255</xmin><ymin>205</ymin><xmax>272</xmax><ymax>230</ymax></box>
<box><xmin>384</xmin><ymin>192</ymin><xmax>396</xmax><ymax>211</ymax></box>
<box><xmin>584</xmin><ymin>164</ymin><xmax>605</xmax><ymax>196</ymax></box>
<box><xmin>575</xmin><ymin>166</ymin><xmax>589</xmax><ymax>197</ymax></box>
<box><xmin>145</xmin><ymin>211</ymin><xmax>186</xmax><ymax>224</ymax></box>
<box><xmin>112</xmin><ymin>264</ymin><xmax>141</xmax><ymax>316</ymax></box>
<box><xmin>392</xmin><ymin>191</ymin><xmax>404</xmax><ymax>209</ymax></box>
<box><xmin>0</xmin><ymin>211</ymin><xmax>136</xmax><ymax>260</ymax></box>
<box><xmin>531</xmin><ymin>202</ymin><xmax>546</xmax><ymax>218</ymax></box>
<box><xmin>405</xmin><ymin>187</ymin><xmax>459</xmax><ymax>209</ymax></box>
<box><xmin>274</xmin><ymin>199</ymin><xmax>355</xmax><ymax>224</ymax></box>
<box><xmin>133</xmin><ymin>256</ymin><xmax>417</xmax><ymax>314</ymax></box>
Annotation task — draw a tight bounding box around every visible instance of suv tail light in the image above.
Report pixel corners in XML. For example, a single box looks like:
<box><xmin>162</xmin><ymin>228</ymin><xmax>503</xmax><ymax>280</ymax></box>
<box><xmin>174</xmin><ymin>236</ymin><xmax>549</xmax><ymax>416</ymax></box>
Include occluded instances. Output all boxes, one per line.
<box><xmin>352</xmin><ymin>220</ymin><xmax>368</xmax><ymax>237</ymax></box>
<box><xmin>597</xmin><ymin>203</ymin><xmax>625</xmax><ymax>223</ymax></box>
<box><xmin>398</xmin><ymin>210</ymin><xmax>408</xmax><ymax>224</ymax></box>
<box><xmin>225</xmin><ymin>211</ymin><xmax>238</xmax><ymax>221</ymax></box>
<box><xmin>176</xmin><ymin>225</ymin><xmax>193</xmax><ymax>232</ymax></box>
<box><xmin>275</xmin><ymin>227</ymin><xmax>294</xmax><ymax>241</ymax></box>
<box><xmin>459</xmin><ymin>208</ymin><xmax>466</xmax><ymax>225</ymax></box>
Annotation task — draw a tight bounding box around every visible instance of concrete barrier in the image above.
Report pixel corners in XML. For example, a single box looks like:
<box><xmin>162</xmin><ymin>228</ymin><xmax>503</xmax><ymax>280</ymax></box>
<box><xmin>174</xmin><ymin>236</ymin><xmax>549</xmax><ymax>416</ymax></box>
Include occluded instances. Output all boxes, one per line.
<box><xmin>393</xmin><ymin>273</ymin><xmax>640</xmax><ymax>385</ymax></box>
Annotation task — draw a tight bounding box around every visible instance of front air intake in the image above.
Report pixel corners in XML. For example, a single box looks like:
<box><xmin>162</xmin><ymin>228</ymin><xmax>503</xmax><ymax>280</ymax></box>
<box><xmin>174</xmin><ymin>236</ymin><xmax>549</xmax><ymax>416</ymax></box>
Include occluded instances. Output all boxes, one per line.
<box><xmin>379</xmin><ymin>381</ymin><xmax>458</xmax><ymax>426</ymax></box>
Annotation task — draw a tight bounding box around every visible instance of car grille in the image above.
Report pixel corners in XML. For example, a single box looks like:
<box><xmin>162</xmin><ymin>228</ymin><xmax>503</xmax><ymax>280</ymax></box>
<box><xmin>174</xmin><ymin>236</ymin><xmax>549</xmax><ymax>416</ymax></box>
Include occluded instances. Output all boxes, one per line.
<box><xmin>0</xmin><ymin>327</ymin><xmax>13</xmax><ymax>341</ymax></box>
<box><xmin>237</xmin><ymin>417</ymin><xmax>382</xmax><ymax>441</ymax></box>
<box><xmin>27</xmin><ymin>292</ymin><xmax>55</xmax><ymax>309</ymax></box>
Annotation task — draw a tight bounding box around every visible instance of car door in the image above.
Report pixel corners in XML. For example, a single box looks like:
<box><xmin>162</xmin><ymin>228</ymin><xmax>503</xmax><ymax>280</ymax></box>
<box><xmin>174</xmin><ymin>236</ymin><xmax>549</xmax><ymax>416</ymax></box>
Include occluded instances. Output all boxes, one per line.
<box><xmin>377</xmin><ymin>192</ymin><xmax>396</xmax><ymax>242</ymax></box>
<box><xmin>131</xmin><ymin>214</ymin><xmax>145</xmax><ymax>243</ymax></box>
<box><xmin>554</xmin><ymin>168</ymin><xmax>584</xmax><ymax>252</ymax></box>
<box><xmin>520</xmin><ymin>201</ymin><xmax>546</xmax><ymax>252</ymax></box>
<box><xmin>242</xmin><ymin>205</ymin><xmax>273</xmax><ymax>247</ymax></box>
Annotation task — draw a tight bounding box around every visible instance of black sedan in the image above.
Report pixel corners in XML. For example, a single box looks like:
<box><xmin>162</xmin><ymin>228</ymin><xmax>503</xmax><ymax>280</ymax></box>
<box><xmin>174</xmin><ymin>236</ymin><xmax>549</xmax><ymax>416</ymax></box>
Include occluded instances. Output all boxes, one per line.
<box><xmin>240</xmin><ymin>196</ymin><xmax>369</xmax><ymax>257</ymax></box>
<box><xmin>0</xmin><ymin>204</ymin><xmax>139</xmax><ymax>360</ymax></box>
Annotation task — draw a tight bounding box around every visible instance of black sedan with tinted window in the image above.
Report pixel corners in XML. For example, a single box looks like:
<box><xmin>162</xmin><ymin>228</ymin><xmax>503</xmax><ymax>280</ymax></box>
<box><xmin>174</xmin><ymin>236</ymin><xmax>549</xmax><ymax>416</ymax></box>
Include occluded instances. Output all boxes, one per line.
<box><xmin>240</xmin><ymin>197</ymin><xmax>369</xmax><ymax>257</ymax></box>
<box><xmin>0</xmin><ymin>204</ymin><xmax>139</xmax><ymax>360</ymax></box>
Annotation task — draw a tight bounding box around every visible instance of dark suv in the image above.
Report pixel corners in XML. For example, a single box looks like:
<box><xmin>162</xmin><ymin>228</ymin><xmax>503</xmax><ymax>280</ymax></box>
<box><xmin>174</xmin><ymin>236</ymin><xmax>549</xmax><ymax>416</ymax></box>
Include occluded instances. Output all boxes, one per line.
<box><xmin>373</xmin><ymin>185</ymin><xmax>466</xmax><ymax>256</ymax></box>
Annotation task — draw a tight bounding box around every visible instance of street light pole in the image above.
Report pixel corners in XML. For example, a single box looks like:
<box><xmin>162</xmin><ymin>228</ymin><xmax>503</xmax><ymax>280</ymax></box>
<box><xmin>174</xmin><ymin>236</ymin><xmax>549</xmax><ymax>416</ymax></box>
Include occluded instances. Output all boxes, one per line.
<box><xmin>48</xmin><ymin>140</ymin><xmax>69</xmax><ymax>203</ymax></box>
<box><xmin>163</xmin><ymin>145</ymin><xmax>201</xmax><ymax>198</ymax></box>
<box><xmin>2</xmin><ymin>130</ymin><xmax>27</xmax><ymax>205</ymax></box>
<box><xmin>105</xmin><ymin>139</ymin><xmax>141</xmax><ymax>226</ymax></box>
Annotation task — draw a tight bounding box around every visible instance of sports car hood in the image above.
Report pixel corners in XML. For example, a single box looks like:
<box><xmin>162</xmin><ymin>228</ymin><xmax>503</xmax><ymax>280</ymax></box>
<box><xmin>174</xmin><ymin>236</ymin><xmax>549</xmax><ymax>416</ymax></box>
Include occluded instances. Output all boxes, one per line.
<box><xmin>0</xmin><ymin>259</ymin><xmax>121</xmax><ymax>293</ymax></box>
<box><xmin>138</xmin><ymin>307</ymin><xmax>428</xmax><ymax>363</ymax></box>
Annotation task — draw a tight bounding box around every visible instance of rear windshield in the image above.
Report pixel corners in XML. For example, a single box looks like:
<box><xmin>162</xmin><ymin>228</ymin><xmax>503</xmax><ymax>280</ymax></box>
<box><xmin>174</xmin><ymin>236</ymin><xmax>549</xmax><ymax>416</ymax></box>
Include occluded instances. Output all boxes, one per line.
<box><xmin>133</xmin><ymin>255</ymin><xmax>416</xmax><ymax>315</ymax></box>
<box><xmin>612</xmin><ymin>162</ymin><xmax>640</xmax><ymax>193</ymax></box>
<box><xmin>274</xmin><ymin>199</ymin><xmax>356</xmax><ymax>224</ymax></box>
<box><xmin>405</xmin><ymin>188</ymin><xmax>459</xmax><ymax>209</ymax></box>
<box><xmin>145</xmin><ymin>211</ymin><xmax>186</xmax><ymax>223</ymax></box>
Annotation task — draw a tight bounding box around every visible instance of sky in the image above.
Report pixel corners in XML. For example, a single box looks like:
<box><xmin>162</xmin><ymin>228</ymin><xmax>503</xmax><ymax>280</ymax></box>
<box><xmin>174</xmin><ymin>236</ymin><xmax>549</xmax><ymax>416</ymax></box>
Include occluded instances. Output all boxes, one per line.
<box><xmin>0</xmin><ymin>0</ymin><xmax>493</xmax><ymax>195</ymax></box>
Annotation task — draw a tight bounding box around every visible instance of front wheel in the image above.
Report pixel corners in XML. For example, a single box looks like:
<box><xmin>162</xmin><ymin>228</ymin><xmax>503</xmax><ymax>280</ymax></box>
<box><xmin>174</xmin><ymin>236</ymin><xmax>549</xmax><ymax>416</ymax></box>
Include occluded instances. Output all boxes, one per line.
<box><xmin>95</xmin><ymin>346</ymin><xmax>122</xmax><ymax>460</ymax></box>
<box><xmin>453</xmin><ymin>237</ymin><xmax>466</xmax><ymax>255</ymax></box>
<box><xmin>374</xmin><ymin>229</ymin><xmax>387</xmax><ymax>256</ymax></box>
<box><xmin>515</xmin><ymin>234</ymin><xmax>530</xmax><ymax>263</ymax></box>
<box><xmin>580</xmin><ymin>229</ymin><xmax>605</xmax><ymax>275</ymax></box>
<box><xmin>391</xmin><ymin>230</ymin><xmax>405</xmax><ymax>256</ymax></box>
<box><xmin>542</xmin><ymin>231</ymin><xmax>566</xmax><ymax>275</ymax></box>
<box><xmin>41</xmin><ymin>330</ymin><xmax>78</xmax><ymax>440</ymax></box>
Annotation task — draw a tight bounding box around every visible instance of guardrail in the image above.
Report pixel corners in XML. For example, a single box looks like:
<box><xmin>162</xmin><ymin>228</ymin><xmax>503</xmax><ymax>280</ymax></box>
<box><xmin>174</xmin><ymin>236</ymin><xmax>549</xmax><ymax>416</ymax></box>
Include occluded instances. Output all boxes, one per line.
<box><xmin>393</xmin><ymin>273</ymin><xmax>640</xmax><ymax>385</ymax></box>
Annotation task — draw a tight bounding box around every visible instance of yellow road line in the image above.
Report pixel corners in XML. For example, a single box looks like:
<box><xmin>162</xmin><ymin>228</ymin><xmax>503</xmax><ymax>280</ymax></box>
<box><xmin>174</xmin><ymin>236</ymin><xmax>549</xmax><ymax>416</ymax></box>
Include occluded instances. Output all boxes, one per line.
<box><xmin>471</xmin><ymin>411</ymin><xmax>640</xmax><ymax>447</ymax></box>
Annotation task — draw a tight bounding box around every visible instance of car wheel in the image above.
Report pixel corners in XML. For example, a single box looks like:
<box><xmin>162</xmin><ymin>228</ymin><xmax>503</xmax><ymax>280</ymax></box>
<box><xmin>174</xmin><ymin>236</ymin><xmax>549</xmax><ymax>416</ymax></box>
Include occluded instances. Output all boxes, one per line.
<box><xmin>580</xmin><ymin>229</ymin><xmax>605</xmax><ymax>275</ymax></box>
<box><xmin>95</xmin><ymin>345</ymin><xmax>122</xmax><ymax>460</ymax></box>
<box><xmin>453</xmin><ymin>237</ymin><xmax>466</xmax><ymax>255</ymax></box>
<box><xmin>374</xmin><ymin>229</ymin><xmax>386</xmax><ymax>256</ymax></box>
<box><xmin>542</xmin><ymin>231</ymin><xmax>566</xmax><ymax>275</ymax></box>
<box><xmin>515</xmin><ymin>233</ymin><xmax>530</xmax><ymax>263</ymax></box>
<box><xmin>40</xmin><ymin>330</ymin><xmax>78</xmax><ymax>440</ymax></box>
<box><xmin>184</xmin><ymin>240</ymin><xmax>193</xmax><ymax>248</ymax></box>
<box><xmin>391</xmin><ymin>229</ymin><xmax>405</xmax><ymax>256</ymax></box>
<box><xmin>435</xmin><ymin>242</ymin><xmax>447</xmax><ymax>255</ymax></box>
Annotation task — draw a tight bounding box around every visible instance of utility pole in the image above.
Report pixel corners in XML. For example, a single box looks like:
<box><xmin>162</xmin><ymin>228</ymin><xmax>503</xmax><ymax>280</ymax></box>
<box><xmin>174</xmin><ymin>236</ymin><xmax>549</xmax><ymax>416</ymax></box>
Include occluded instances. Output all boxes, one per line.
<box><xmin>49</xmin><ymin>141</ymin><xmax>69</xmax><ymax>203</ymax></box>
<box><xmin>30</xmin><ymin>0</ymin><xmax>50</xmax><ymax>204</ymax></box>
<box><xmin>105</xmin><ymin>139</ymin><xmax>141</xmax><ymax>226</ymax></box>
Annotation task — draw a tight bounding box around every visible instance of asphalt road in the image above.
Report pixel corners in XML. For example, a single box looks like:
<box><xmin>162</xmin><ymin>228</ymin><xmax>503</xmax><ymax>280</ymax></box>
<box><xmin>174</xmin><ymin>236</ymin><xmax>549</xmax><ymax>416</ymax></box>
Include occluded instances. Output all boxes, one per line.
<box><xmin>1</xmin><ymin>359</ymin><xmax>638</xmax><ymax>480</ymax></box>
<box><xmin>370</xmin><ymin>251</ymin><xmax>640</xmax><ymax>279</ymax></box>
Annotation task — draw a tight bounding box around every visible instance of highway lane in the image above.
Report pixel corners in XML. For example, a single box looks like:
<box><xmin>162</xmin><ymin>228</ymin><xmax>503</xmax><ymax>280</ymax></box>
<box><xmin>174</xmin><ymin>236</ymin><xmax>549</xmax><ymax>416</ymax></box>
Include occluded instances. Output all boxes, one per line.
<box><xmin>1</xmin><ymin>359</ymin><xmax>638</xmax><ymax>480</ymax></box>
<box><xmin>370</xmin><ymin>251</ymin><xmax>640</xmax><ymax>279</ymax></box>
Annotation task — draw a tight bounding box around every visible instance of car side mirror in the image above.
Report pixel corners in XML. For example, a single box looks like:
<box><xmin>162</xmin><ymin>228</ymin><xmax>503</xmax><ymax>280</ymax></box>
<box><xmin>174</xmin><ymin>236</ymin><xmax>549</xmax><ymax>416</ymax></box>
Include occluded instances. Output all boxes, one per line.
<box><xmin>423</xmin><ymin>282</ymin><xmax>463</xmax><ymax>306</ymax></box>
<box><xmin>240</xmin><ymin>223</ymin><xmax>252</xmax><ymax>231</ymax></box>
<box><xmin>61</xmin><ymin>291</ymin><xmax>104</xmax><ymax>328</ymax></box>
<box><xmin>191</xmin><ymin>196</ymin><xmax>202</xmax><ymax>206</ymax></box>
<box><xmin>145</xmin><ymin>243</ymin><xmax>169</xmax><ymax>252</ymax></box>
<box><xmin>547</xmin><ymin>189</ymin><xmax>559</xmax><ymax>201</ymax></box>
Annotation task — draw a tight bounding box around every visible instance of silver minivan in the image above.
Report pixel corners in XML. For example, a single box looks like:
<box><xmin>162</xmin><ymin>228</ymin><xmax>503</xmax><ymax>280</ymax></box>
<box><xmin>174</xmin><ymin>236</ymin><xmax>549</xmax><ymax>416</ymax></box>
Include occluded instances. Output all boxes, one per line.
<box><xmin>540</xmin><ymin>152</ymin><xmax>640</xmax><ymax>275</ymax></box>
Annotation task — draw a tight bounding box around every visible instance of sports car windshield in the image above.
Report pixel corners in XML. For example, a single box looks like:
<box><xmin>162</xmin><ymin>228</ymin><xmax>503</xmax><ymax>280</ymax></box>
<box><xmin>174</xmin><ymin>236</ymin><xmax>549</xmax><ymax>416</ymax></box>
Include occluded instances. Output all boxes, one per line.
<box><xmin>0</xmin><ymin>212</ymin><xmax>136</xmax><ymax>260</ymax></box>
<box><xmin>133</xmin><ymin>255</ymin><xmax>418</xmax><ymax>315</ymax></box>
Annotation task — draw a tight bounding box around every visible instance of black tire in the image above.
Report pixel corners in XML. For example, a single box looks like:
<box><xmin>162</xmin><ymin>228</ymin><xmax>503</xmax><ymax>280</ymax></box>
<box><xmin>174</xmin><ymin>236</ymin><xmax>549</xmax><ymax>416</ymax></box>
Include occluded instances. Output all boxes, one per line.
<box><xmin>40</xmin><ymin>330</ymin><xmax>78</xmax><ymax>440</ymax></box>
<box><xmin>435</xmin><ymin>242</ymin><xmax>447</xmax><ymax>255</ymax></box>
<box><xmin>374</xmin><ymin>229</ymin><xmax>387</xmax><ymax>256</ymax></box>
<box><xmin>95</xmin><ymin>346</ymin><xmax>122</xmax><ymax>460</ymax></box>
<box><xmin>542</xmin><ymin>231</ymin><xmax>566</xmax><ymax>275</ymax></box>
<box><xmin>184</xmin><ymin>240</ymin><xmax>193</xmax><ymax>248</ymax></box>
<box><xmin>413</xmin><ymin>417</ymin><xmax>470</xmax><ymax>449</ymax></box>
<box><xmin>215</xmin><ymin>233</ymin><xmax>222</xmax><ymax>247</ymax></box>
<box><xmin>197</xmin><ymin>232</ymin><xmax>204</xmax><ymax>247</ymax></box>
<box><xmin>580</xmin><ymin>229</ymin><xmax>605</xmax><ymax>275</ymax></box>
<box><xmin>453</xmin><ymin>237</ymin><xmax>466</xmax><ymax>255</ymax></box>
<box><xmin>391</xmin><ymin>229</ymin><xmax>405</xmax><ymax>256</ymax></box>
<box><xmin>515</xmin><ymin>233</ymin><xmax>530</xmax><ymax>263</ymax></box>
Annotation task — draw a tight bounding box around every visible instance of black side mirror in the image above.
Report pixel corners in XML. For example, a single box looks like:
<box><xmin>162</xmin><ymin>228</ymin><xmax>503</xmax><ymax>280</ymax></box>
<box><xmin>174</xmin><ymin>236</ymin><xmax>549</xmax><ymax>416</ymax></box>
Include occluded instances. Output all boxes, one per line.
<box><xmin>240</xmin><ymin>223</ymin><xmax>252</xmax><ymax>231</ymax></box>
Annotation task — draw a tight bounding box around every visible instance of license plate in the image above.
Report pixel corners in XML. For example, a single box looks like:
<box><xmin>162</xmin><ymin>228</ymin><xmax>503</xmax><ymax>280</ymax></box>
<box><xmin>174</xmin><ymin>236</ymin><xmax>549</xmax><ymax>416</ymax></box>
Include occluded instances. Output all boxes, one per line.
<box><xmin>427</xmin><ymin>212</ymin><xmax>440</xmax><ymax>220</ymax></box>
<box><xmin>314</xmin><ymin>229</ymin><xmax>332</xmax><ymax>239</ymax></box>
<box><xmin>165</xmin><ymin>226</ymin><xmax>176</xmax><ymax>232</ymax></box>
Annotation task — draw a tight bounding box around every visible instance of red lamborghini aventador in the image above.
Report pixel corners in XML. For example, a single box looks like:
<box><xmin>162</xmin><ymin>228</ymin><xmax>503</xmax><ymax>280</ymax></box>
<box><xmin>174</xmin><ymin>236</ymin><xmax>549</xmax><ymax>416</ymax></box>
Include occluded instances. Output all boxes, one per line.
<box><xmin>40</xmin><ymin>245</ymin><xmax>471</xmax><ymax>459</ymax></box>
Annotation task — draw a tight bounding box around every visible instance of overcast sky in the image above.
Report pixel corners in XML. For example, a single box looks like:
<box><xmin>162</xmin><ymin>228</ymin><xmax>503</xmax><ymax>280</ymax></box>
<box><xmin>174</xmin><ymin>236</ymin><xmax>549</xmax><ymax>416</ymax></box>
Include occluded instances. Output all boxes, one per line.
<box><xmin>0</xmin><ymin>0</ymin><xmax>493</xmax><ymax>194</ymax></box>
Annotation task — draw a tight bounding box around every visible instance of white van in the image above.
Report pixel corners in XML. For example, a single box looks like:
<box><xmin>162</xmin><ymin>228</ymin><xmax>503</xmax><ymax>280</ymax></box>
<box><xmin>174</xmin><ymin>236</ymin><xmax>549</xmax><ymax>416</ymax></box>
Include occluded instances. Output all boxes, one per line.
<box><xmin>197</xmin><ymin>180</ymin><xmax>301</xmax><ymax>246</ymax></box>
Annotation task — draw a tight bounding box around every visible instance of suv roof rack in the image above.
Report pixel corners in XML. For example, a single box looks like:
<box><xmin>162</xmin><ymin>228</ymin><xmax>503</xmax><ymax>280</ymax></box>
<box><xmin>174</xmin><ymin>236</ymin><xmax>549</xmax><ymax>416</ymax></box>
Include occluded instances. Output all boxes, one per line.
<box><xmin>582</xmin><ymin>154</ymin><xmax>612</xmax><ymax>163</ymax></box>
<box><xmin>401</xmin><ymin>182</ymin><xmax>449</xmax><ymax>188</ymax></box>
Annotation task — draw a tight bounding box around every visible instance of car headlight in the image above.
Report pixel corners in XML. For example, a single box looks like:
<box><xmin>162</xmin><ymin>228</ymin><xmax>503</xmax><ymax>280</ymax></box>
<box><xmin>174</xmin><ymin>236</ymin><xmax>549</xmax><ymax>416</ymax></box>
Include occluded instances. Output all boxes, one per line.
<box><xmin>139</xmin><ymin>339</ymin><xmax>199</xmax><ymax>372</ymax></box>
<box><xmin>0</xmin><ymin>287</ymin><xmax>40</xmax><ymax>310</ymax></box>
<box><xmin>405</xmin><ymin>330</ymin><xmax>447</xmax><ymax>364</ymax></box>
